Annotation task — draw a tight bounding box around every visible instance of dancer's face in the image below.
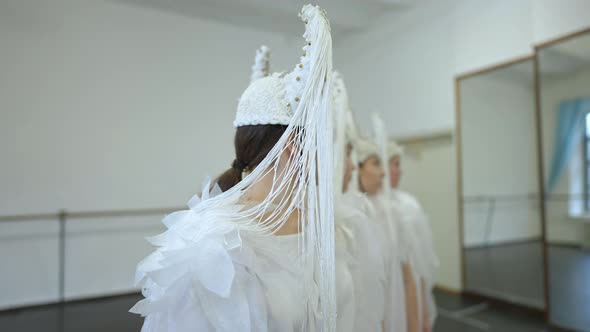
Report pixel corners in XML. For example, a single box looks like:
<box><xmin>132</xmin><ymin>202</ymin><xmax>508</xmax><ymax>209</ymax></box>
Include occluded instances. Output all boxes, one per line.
<box><xmin>359</xmin><ymin>156</ymin><xmax>384</xmax><ymax>196</ymax></box>
<box><xmin>342</xmin><ymin>143</ymin><xmax>355</xmax><ymax>193</ymax></box>
<box><xmin>389</xmin><ymin>155</ymin><xmax>402</xmax><ymax>189</ymax></box>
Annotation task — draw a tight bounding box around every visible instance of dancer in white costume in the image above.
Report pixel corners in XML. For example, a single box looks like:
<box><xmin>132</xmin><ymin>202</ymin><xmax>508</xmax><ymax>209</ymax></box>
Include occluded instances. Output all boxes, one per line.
<box><xmin>387</xmin><ymin>140</ymin><xmax>439</xmax><ymax>332</ymax></box>
<box><xmin>130</xmin><ymin>5</ymin><xmax>337</xmax><ymax>331</ymax></box>
<box><xmin>331</xmin><ymin>72</ymin><xmax>356</xmax><ymax>332</ymax></box>
<box><xmin>371</xmin><ymin>114</ymin><xmax>439</xmax><ymax>332</ymax></box>
<box><xmin>355</xmin><ymin>135</ymin><xmax>407</xmax><ymax>332</ymax></box>
<box><xmin>331</xmin><ymin>73</ymin><xmax>386</xmax><ymax>332</ymax></box>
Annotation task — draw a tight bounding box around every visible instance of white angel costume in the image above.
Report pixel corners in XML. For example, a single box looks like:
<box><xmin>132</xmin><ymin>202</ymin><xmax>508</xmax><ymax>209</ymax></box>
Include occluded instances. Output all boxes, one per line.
<box><xmin>355</xmin><ymin>134</ymin><xmax>408</xmax><ymax>332</ymax></box>
<box><xmin>370</xmin><ymin>114</ymin><xmax>439</xmax><ymax>331</ymax></box>
<box><xmin>331</xmin><ymin>73</ymin><xmax>387</xmax><ymax>332</ymax></box>
<box><xmin>387</xmin><ymin>141</ymin><xmax>440</xmax><ymax>327</ymax></box>
<box><xmin>131</xmin><ymin>5</ymin><xmax>338</xmax><ymax>331</ymax></box>
<box><xmin>331</xmin><ymin>71</ymin><xmax>355</xmax><ymax>332</ymax></box>
<box><xmin>131</xmin><ymin>190</ymin><xmax>317</xmax><ymax>331</ymax></box>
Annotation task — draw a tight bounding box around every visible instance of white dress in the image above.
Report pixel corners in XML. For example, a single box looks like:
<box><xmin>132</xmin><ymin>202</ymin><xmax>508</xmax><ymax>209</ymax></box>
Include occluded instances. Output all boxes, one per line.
<box><xmin>338</xmin><ymin>191</ymin><xmax>388</xmax><ymax>332</ymax></box>
<box><xmin>370</xmin><ymin>194</ymin><xmax>408</xmax><ymax>332</ymax></box>
<box><xmin>389</xmin><ymin>189</ymin><xmax>439</xmax><ymax>326</ymax></box>
<box><xmin>335</xmin><ymin>221</ymin><xmax>355</xmax><ymax>332</ymax></box>
<box><xmin>130</xmin><ymin>196</ymin><xmax>320</xmax><ymax>332</ymax></box>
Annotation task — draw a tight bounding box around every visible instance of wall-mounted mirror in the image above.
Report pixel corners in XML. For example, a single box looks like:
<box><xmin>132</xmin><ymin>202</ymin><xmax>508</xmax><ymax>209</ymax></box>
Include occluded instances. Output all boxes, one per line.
<box><xmin>537</xmin><ymin>29</ymin><xmax>590</xmax><ymax>331</ymax></box>
<box><xmin>457</xmin><ymin>58</ymin><xmax>546</xmax><ymax>310</ymax></box>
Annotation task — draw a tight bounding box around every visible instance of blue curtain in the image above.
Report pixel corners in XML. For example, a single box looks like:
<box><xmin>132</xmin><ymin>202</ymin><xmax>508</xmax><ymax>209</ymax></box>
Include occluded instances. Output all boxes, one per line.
<box><xmin>547</xmin><ymin>98</ymin><xmax>590</xmax><ymax>193</ymax></box>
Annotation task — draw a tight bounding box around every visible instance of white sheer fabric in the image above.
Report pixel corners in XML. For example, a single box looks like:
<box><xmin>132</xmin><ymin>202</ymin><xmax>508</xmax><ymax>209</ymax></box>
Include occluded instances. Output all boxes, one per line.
<box><xmin>335</xmin><ymin>191</ymin><xmax>387</xmax><ymax>332</ymax></box>
<box><xmin>370</xmin><ymin>194</ymin><xmax>408</xmax><ymax>332</ymax></box>
<box><xmin>130</xmin><ymin>190</ymin><xmax>320</xmax><ymax>332</ymax></box>
<box><xmin>389</xmin><ymin>189</ymin><xmax>440</xmax><ymax>326</ymax></box>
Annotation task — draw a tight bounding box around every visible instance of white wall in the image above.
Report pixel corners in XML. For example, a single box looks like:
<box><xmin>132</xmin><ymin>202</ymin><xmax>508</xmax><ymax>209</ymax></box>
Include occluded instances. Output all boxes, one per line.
<box><xmin>63</xmin><ymin>215</ymin><xmax>163</xmax><ymax>300</ymax></box>
<box><xmin>336</xmin><ymin>0</ymin><xmax>590</xmax><ymax>290</ymax></box>
<box><xmin>460</xmin><ymin>71</ymin><xmax>541</xmax><ymax>247</ymax></box>
<box><xmin>335</xmin><ymin>4</ymin><xmax>455</xmax><ymax>138</ymax></box>
<box><xmin>400</xmin><ymin>136</ymin><xmax>462</xmax><ymax>292</ymax></box>
<box><xmin>0</xmin><ymin>0</ymin><xmax>301</xmax><ymax>309</ymax></box>
<box><xmin>0</xmin><ymin>215</ymin><xmax>162</xmax><ymax>309</ymax></box>
<box><xmin>532</xmin><ymin>0</ymin><xmax>590</xmax><ymax>44</ymax></box>
<box><xmin>0</xmin><ymin>0</ymin><xmax>300</xmax><ymax>215</ymax></box>
<box><xmin>0</xmin><ymin>220</ymin><xmax>59</xmax><ymax>308</ymax></box>
<box><xmin>453</xmin><ymin>0</ymin><xmax>590</xmax><ymax>75</ymax></box>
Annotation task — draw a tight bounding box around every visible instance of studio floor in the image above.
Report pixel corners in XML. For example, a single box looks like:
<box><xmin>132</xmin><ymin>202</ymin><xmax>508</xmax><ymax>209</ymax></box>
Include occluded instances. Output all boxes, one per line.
<box><xmin>465</xmin><ymin>241</ymin><xmax>590</xmax><ymax>332</ymax></box>
<box><xmin>0</xmin><ymin>289</ymin><xmax>568</xmax><ymax>332</ymax></box>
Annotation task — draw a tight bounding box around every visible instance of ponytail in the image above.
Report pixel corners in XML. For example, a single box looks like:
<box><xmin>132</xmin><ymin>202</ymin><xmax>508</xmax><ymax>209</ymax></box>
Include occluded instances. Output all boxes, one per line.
<box><xmin>214</xmin><ymin>166</ymin><xmax>243</xmax><ymax>192</ymax></box>
<box><xmin>214</xmin><ymin>124</ymin><xmax>288</xmax><ymax>192</ymax></box>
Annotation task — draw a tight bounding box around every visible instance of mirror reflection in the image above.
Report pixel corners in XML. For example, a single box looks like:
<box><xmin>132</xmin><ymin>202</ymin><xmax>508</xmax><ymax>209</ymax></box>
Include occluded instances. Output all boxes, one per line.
<box><xmin>459</xmin><ymin>59</ymin><xmax>546</xmax><ymax>309</ymax></box>
<box><xmin>538</xmin><ymin>31</ymin><xmax>590</xmax><ymax>331</ymax></box>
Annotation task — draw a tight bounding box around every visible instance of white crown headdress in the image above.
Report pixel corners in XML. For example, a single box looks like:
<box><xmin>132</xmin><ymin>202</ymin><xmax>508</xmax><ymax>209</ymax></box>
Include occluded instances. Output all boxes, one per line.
<box><xmin>355</xmin><ymin>137</ymin><xmax>379</xmax><ymax>164</ymax></box>
<box><xmin>250</xmin><ymin>45</ymin><xmax>270</xmax><ymax>83</ymax></box>
<box><xmin>234</xmin><ymin>7</ymin><xmax>329</xmax><ymax>128</ymax></box>
<box><xmin>388</xmin><ymin>140</ymin><xmax>404</xmax><ymax>159</ymax></box>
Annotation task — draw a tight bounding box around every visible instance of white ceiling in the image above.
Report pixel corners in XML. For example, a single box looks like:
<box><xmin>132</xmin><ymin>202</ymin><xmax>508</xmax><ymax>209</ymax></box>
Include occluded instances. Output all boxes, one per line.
<box><xmin>111</xmin><ymin>0</ymin><xmax>417</xmax><ymax>36</ymax></box>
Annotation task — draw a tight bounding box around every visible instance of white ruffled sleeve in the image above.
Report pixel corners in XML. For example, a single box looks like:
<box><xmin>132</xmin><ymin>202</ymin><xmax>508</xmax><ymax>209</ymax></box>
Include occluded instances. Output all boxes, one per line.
<box><xmin>130</xmin><ymin>190</ymin><xmax>269</xmax><ymax>332</ymax></box>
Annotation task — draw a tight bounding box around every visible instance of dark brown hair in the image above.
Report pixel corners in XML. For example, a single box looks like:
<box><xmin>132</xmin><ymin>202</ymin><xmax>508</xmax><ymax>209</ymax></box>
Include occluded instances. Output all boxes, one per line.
<box><xmin>215</xmin><ymin>124</ymin><xmax>288</xmax><ymax>192</ymax></box>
